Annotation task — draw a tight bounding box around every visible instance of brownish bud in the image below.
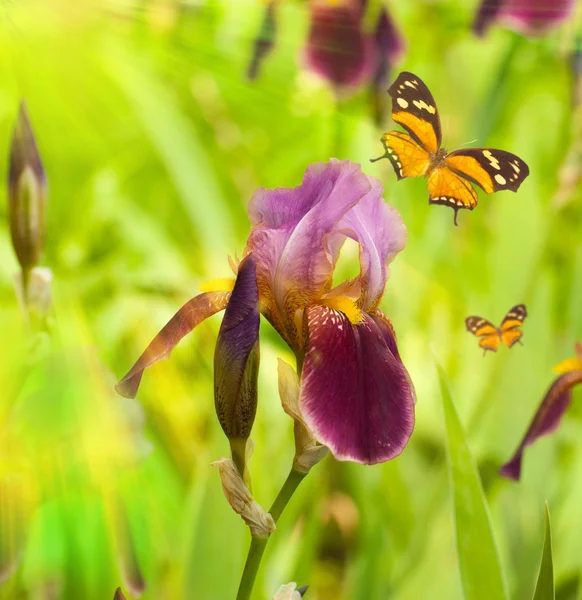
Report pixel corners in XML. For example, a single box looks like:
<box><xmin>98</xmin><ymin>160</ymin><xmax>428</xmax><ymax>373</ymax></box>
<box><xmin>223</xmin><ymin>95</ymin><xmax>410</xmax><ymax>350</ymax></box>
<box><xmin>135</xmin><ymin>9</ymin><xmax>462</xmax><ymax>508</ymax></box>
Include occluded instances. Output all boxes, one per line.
<box><xmin>8</xmin><ymin>101</ymin><xmax>47</xmax><ymax>275</ymax></box>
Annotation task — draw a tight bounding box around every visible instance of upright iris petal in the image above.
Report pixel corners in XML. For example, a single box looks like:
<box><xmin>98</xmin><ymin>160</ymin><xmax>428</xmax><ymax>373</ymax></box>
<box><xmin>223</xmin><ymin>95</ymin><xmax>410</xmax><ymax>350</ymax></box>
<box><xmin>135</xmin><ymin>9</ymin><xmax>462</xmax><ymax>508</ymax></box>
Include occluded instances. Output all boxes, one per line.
<box><xmin>246</xmin><ymin>159</ymin><xmax>372</xmax><ymax>349</ymax></box>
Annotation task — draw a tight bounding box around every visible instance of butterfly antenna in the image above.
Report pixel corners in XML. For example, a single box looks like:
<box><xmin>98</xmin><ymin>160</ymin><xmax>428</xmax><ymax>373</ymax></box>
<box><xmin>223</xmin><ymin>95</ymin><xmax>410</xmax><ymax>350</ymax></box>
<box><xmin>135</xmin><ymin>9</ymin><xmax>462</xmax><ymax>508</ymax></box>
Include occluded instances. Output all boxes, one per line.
<box><xmin>370</xmin><ymin>154</ymin><xmax>387</xmax><ymax>163</ymax></box>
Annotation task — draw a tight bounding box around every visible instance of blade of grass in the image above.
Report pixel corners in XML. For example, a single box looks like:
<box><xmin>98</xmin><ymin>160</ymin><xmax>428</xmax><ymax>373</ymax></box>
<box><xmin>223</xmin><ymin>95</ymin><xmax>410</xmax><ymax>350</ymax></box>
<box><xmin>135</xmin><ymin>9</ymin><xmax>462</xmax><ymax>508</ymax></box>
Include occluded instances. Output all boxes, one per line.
<box><xmin>532</xmin><ymin>504</ymin><xmax>554</xmax><ymax>600</ymax></box>
<box><xmin>438</xmin><ymin>364</ymin><xmax>509</xmax><ymax>600</ymax></box>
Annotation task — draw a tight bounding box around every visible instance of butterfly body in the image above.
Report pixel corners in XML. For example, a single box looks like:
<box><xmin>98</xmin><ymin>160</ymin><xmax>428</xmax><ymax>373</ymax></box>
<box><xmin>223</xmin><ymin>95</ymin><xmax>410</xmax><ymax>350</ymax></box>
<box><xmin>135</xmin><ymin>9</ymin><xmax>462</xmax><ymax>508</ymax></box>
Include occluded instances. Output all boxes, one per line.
<box><xmin>372</xmin><ymin>72</ymin><xmax>530</xmax><ymax>225</ymax></box>
<box><xmin>465</xmin><ymin>304</ymin><xmax>527</xmax><ymax>355</ymax></box>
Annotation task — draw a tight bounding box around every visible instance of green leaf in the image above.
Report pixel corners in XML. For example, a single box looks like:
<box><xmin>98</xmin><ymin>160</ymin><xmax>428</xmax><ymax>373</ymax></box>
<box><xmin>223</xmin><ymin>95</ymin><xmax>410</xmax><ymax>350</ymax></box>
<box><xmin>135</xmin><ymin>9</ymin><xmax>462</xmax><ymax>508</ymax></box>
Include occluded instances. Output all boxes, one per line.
<box><xmin>532</xmin><ymin>504</ymin><xmax>554</xmax><ymax>600</ymax></box>
<box><xmin>438</xmin><ymin>365</ymin><xmax>509</xmax><ymax>600</ymax></box>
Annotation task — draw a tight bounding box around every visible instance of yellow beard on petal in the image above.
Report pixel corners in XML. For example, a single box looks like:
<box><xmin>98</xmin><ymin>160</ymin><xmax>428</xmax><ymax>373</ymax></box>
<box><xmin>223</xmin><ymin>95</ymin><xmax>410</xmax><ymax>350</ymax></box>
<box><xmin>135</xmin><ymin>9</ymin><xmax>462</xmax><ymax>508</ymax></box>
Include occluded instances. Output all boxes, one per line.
<box><xmin>320</xmin><ymin>296</ymin><xmax>363</xmax><ymax>325</ymax></box>
<box><xmin>553</xmin><ymin>356</ymin><xmax>582</xmax><ymax>375</ymax></box>
<box><xmin>199</xmin><ymin>278</ymin><xmax>236</xmax><ymax>293</ymax></box>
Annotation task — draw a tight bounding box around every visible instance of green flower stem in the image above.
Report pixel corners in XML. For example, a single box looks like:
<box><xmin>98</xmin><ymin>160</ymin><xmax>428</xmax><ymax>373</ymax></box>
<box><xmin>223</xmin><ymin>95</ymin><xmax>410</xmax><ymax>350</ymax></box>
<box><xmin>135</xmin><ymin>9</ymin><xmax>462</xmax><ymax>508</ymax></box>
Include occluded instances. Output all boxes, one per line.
<box><xmin>236</xmin><ymin>468</ymin><xmax>307</xmax><ymax>600</ymax></box>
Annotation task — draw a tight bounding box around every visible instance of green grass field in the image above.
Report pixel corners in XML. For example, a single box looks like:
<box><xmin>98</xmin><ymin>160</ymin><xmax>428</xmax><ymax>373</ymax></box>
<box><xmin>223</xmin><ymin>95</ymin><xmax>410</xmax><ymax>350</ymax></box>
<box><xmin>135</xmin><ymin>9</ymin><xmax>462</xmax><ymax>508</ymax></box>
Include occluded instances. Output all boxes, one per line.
<box><xmin>0</xmin><ymin>1</ymin><xmax>581</xmax><ymax>598</ymax></box>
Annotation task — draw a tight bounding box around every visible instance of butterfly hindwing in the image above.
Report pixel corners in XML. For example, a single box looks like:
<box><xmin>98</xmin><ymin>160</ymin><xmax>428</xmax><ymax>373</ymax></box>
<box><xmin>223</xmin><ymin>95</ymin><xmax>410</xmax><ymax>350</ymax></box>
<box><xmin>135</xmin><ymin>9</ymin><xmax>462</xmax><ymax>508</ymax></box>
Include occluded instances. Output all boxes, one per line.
<box><xmin>427</xmin><ymin>167</ymin><xmax>478</xmax><ymax>224</ymax></box>
<box><xmin>387</xmin><ymin>72</ymin><xmax>442</xmax><ymax>154</ymax></box>
<box><xmin>380</xmin><ymin>131</ymin><xmax>431</xmax><ymax>180</ymax></box>
<box><xmin>446</xmin><ymin>149</ymin><xmax>529</xmax><ymax>193</ymax></box>
<box><xmin>465</xmin><ymin>316</ymin><xmax>500</xmax><ymax>353</ymax></box>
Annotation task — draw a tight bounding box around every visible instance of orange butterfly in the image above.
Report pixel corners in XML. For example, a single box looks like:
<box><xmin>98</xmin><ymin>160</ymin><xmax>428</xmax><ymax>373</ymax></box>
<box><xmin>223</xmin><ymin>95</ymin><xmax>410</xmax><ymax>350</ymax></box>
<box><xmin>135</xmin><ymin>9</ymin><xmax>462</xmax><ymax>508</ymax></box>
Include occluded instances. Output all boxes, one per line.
<box><xmin>465</xmin><ymin>305</ymin><xmax>527</xmax><ymax>355</ymax></box>
<box><xmin>371</xmin><ymin>71</ymin><xmax>530</xmax><ymax>225</ymax></box>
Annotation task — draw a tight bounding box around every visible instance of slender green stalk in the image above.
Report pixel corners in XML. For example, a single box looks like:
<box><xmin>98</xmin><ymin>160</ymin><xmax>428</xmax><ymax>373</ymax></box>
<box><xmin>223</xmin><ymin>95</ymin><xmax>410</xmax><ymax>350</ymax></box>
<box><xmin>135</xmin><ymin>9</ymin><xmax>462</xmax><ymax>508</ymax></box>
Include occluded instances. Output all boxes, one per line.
<box><xmin>236</xmin><ymin>468</ymin><xmax>307</xmax><ymax>600</ymax></box>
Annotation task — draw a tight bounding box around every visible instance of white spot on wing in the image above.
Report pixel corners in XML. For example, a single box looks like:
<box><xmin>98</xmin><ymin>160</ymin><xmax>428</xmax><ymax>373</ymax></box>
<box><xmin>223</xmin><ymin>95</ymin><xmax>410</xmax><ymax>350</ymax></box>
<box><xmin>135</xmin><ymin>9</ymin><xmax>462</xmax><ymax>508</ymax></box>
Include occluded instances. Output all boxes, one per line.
<box><xmin>494</xmin><ymin>173</ymin><xmax>506</xmax><ymax>185</ymax></box>
<box><xmin>396</xmin><ymin>97</ymin><xmax>409</xmax><ymax>109</ymax></box>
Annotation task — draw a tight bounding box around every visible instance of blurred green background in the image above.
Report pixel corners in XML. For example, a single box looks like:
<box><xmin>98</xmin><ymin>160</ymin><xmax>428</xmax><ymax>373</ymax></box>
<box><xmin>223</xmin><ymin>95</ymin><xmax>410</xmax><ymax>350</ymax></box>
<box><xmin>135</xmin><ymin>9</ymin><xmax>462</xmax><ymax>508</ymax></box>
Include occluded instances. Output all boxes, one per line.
<box><xmin>0</xmin><ymin>0</ymin><xmax>581</xmax><ymax>598</ymax></box>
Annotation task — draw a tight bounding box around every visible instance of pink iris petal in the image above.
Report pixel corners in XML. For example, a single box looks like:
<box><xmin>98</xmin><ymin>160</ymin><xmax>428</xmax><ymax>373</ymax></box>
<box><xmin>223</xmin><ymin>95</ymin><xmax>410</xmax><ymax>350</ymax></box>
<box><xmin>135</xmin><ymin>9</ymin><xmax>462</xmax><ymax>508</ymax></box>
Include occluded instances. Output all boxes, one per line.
<box><xmin>299</xmin><ymin>305</ymin><xmax>415</xmax><ymax>465</ymax></box>
<box><xmin>115</xmin><ymin>291</ymin><xmax>231</xmax><ymax>398</ymax></box>
<box><xmin>305</xmin><ymin>0</ymin><xmax>375</xmax><ymax>90</ymax></box>
<box><xmin>500</xmin><ymin>370</ymin><xmax>582</xmax><ymax>481</ymax></box>
<box><xmin>246</xmin><ymin>160</ymin><xmax>372</xmax><ymax>345</ymax></box>
<box><xmin>336</xmin><ymin>176</ymin><xmax>407</xmax><ymax>311</ymax></box>
<box><xmin>474</xmin><ymin>0</ymin><xmax>574</xmax><ymax>36</ymax></box>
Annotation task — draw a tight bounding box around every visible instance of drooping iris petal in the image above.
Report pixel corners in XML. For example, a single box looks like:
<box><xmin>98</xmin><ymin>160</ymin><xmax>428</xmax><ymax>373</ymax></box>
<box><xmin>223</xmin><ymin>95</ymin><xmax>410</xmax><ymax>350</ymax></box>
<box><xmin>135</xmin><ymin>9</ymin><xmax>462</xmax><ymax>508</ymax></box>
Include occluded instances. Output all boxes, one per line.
<box><xmin>500</xmin><ymin>370</ymin><xmax>582</xmax><ymax>481</ymax></box>
<box><xmin>473</xmin><ymin>0</ymin><xmax>574</xmax><ymax>36</ymax></box>
<box><xmin>500</xmin><ymin>0</ymin><xmax>574</xmax><ymax>35</ymax></box>
<box><xmin>305</xmin><ymin>0</ymin><xmax>374</xmax><ymax>90</ymax></box>
<box><xmin>115</xmin><ymin>291</ymin><xmax>231</xmax><ymax>398</ymax></box>
<box><xmin>336</xmin><ymin>176</ymin><xmax>407</xmax><ymax>310</ymax></box>
<box><xmin>246</xmin><ymin>160</ymin><xmax>372</xmax><ymax>347</ymax></box>
<box><xmin>299</xmin><ymin>305</ymin><xmax>415</xmax><ymax>465</ymax></box>
<box><xmin>214</xmin><ymin>255</ymin><xmax>260</xmax><ymax>445</ymax></box>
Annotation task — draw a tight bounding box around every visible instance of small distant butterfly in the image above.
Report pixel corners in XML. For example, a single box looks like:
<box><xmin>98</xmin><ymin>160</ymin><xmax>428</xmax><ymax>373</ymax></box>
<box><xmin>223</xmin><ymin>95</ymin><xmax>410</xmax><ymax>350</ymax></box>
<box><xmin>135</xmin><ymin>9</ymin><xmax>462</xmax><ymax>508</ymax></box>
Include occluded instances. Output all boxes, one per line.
<box><xmin>371</xmin><ymin>71</ymin><xmax>530</xmax><ymax>225</ymax></box>
<box><xmin>465</xmin><ymin>304</ymin><xmax>528</xmax><ymax>355</ymax></box>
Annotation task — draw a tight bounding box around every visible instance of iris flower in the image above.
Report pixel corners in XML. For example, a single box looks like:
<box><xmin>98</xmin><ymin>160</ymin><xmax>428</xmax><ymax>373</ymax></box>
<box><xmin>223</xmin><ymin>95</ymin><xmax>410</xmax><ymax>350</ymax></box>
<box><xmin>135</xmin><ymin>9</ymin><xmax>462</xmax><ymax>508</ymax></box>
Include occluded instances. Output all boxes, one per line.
<box><xmin>116</xmin><ymin>159</ymin><xmax>415</xmax><ymax>466</ymax></box>
<box><xmin>473</xmin><ymin>0</ymin><xmax>575</xmax><ymax>37</ymax></box>
<box><xmin>500</xmin><ymin>342</ymin><xmax>582</xmax><ymax>480</ymax></box>
<box><xmin>306</xmin><ymin>0</ymin><xmax>404</xmax><ymax>99</ymax></box>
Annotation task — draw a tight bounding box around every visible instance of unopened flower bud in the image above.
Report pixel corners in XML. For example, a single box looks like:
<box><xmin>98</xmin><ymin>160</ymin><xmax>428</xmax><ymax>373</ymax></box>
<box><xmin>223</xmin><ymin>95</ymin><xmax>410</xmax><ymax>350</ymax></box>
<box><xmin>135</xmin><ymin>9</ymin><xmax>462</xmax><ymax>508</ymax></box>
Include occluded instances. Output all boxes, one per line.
<box><xmin>211</xmin><ymin>458</ymin><xmax>275</xmax><ymax>538</ymax></box>
<box><xmin>8</xmin><ymin>102</ymin><xmax>47</xmax><ymax>275</ymax></box>
<box><xmin>278</xmin><ymin>359</ymin><xmax>329</xmax><ymax>473</ymax></box>
<box><xmin>113</xmin><ymin>588</ymin><xmax>127</xmax><ymax>600</ymax></box>
<box><xmin>273</xmin><ymin>583</ymin><xmax>309</xmax><ymax>599</ymax></box>
<box><xmin>214</xmin><ymin>255</ymin><xmax>260</xmax><ymax>475</ymax></box>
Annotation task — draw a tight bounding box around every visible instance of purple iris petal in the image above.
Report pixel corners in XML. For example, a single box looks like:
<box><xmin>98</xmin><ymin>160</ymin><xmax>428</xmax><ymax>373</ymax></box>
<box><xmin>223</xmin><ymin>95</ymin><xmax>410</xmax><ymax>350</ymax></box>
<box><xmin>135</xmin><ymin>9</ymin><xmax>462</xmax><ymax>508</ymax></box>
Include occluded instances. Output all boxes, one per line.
<box><xmin>474</xmin><ymin>0</ymin><xmax>574</xmax><ymax>36</ymax></box>
<box><xmin>214</xmin><ymin>255</ymin><xmax>260</xmax><ymax>441</ymax></box>
<box><xmin>246</xmin><ymin>160</ymin><xmax>372</xmax><ymax>347</ymax></box>
<box><xmin>115</xmin><ymin>291</ymin><xmax>231</xmax><ymax>398</ymax></box>
<box><xmin>500</xmin><ymin>370</ymin><xmax>582</xmax><ymax>481</ymax></box>
<box><xmin>299</xmin><ymin>305</ymin><xmax>415</xmax><ymax>465</ymax></box>
<box><xmin>336</xmin><ymin>176</ymin><xmax>407</xmax><ymax>310</ymax></box>
<box><xmin>472</xmin><ymin>0</ymin><xmax>504</xmax><ymax>36</ymax></box>
<box><xmin>305</xmin><ymin>0</ymin><xmax>374</xmax><ymax>89</ymax></box>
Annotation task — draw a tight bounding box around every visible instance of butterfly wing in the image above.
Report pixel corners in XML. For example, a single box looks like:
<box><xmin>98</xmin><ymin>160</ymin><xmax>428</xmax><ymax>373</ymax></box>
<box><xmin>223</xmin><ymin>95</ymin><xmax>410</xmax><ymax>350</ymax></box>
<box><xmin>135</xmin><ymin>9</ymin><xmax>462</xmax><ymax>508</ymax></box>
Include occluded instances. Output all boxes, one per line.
<box><xmin>379</xmin><ymin>131</ymin><xmax>432</xmax><ymax>180</ymax></box>
<box><xmin>465</xmin><ymin>316</ymin><xmax>500</xmax><ymax>353</ymax></box>
<box><xmin>500</xmin><ymin>304</ymin><xmax>527</xmax><ymax>348</ymax></box>
<box><xmin>387</xmin><ymin>71</ymin><xmax>442</xmax><ymax>154</ymax></box>
<box><xmin>446</xmin><ymin>149</ymin><xmax>529</xmax><ymax>193</ymax></box>
<box><xmin>427</xmin><ymin>166</ymin><xmax>478</xmax><ymax>225</ymax></box>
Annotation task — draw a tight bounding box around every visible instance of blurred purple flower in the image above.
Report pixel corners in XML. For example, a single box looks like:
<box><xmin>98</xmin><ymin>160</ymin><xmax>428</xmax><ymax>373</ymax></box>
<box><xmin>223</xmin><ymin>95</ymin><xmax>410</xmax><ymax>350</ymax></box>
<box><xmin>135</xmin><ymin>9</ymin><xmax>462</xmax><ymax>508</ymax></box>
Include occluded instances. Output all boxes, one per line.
<box><xmin>246</xmin><ymin>159</ymin><xmax>415</xmax><ymax>464</ymax></box>
<box><xmin>117</xmin><ymin>160</ymin><xmax>415</xmax><ymax>466</ymax></box>
<box><xmin>500</xmin><ymin>342</ymin><xmax>582</xmax><ymax>480</ymax></box>
<box><xmin>473</xmin><ymin>0</ymin><xmax>575</xmax><ymax>37</ymax></box>
<box><xmin>306</xmin><ymin>0</ymin><xmax>404</xmax><ymax>99</ymax></box>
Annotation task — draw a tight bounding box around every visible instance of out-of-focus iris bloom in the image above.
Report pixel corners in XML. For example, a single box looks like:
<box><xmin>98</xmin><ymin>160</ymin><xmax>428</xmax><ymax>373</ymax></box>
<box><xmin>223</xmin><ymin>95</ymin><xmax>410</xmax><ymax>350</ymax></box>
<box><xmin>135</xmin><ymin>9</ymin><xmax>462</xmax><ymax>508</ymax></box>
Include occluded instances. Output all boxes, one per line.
<box><xmin>473</xmin><ymin>0</ymin><xmax>575</xmax><ymax>37</ymax></box>
<box><xmin>117</xmin><ymin>160</ymin><xmax>415</xmax><ymax>466</ymax></box>
<box><xmin>306</xmin><ymin>0</ymin><xmax>404</xmax><ymax>99</ymax></box>
<box><xmin>500</xmin><ymin>342</ymin><xmax>582</xmax><ymax>480</ymax></box>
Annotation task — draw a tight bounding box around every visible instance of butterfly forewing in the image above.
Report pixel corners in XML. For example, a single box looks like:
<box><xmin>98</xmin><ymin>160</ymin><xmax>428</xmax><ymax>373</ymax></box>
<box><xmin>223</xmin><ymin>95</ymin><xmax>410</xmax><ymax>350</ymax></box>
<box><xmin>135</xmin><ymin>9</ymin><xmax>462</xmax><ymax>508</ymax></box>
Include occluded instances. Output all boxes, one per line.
<box><xmin>446</xmin><ymin>149</ymin><xmax>529</xmax><ymax>193</ymax></box>
<box><xmin>387</xmin><ymin>72</ymin><xmax>442</xmax><ymax>154</ymax></box>
<box><xmin>500</xmin><ymin>304</ymin><xmax>527</xmax><ymax>347</ymax></box>
<box><xmin>380</xmin><ymin>131</ymin><xmax>431</xmax><ymax>180</ymax></box>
